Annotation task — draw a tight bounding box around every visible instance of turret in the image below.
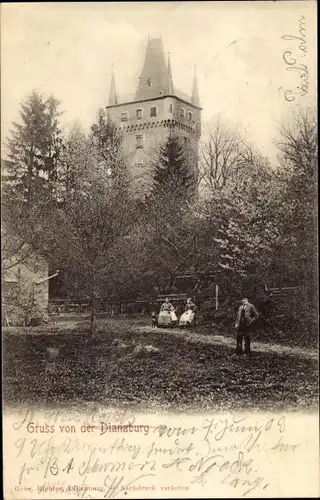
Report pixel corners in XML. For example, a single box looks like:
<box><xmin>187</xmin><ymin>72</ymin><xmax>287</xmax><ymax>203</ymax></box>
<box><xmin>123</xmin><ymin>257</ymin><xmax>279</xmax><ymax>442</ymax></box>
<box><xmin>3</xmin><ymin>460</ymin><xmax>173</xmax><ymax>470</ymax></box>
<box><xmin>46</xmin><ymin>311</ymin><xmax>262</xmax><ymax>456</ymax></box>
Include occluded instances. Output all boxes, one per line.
<box><xmin>108</xmin><ymin>65</ymin><xmax>118</xmax><ymax>105</ymax></box>
<box><xmin>191</xmin><ymin>65</ymin><xmax>200</xmax><ymax>107</ymax></box>
<box><xmin>167</xmin><ymin>52</ymin><xmax>174</xmax><ymax>95</ymax></box>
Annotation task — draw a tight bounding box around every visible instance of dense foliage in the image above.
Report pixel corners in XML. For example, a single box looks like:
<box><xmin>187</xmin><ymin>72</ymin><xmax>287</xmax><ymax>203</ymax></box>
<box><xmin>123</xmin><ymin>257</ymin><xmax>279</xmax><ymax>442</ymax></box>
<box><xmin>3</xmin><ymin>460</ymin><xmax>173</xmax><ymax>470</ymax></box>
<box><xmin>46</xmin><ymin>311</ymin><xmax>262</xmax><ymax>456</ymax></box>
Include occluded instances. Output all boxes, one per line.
<box><xmin>2</xmin><ymin>90</ymin><xmax>317</xmax><ymax>340</ymax></box>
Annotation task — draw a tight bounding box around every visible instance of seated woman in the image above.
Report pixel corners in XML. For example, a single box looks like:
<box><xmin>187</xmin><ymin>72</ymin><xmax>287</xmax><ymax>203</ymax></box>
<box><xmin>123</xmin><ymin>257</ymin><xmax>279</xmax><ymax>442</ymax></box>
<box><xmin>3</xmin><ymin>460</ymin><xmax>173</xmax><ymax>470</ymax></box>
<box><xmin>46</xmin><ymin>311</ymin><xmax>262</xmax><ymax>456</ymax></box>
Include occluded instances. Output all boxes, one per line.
<box><xmin>179</xmin><ymin>298</ymin><xmax>196</xmax><ymax>327</ymax></box>
<box><xmin>157</xmin><ymin>297</ymin><xmax>174</xmax><ymax>327</ymax></box>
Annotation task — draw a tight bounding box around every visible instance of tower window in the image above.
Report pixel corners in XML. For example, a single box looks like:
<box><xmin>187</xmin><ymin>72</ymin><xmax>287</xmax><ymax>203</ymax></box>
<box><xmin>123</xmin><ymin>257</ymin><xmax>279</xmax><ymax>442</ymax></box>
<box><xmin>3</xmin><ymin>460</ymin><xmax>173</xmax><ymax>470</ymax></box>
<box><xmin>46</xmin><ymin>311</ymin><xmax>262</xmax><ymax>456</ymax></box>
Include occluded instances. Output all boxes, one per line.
<box><xmin>146</xmin><ymin>78</ymin><xmax>151</xmax><ymax>87</ymax></box>
<box><xmin>180</xmin><ymin>108</ymin><xmax>185</xmax><ymax>118</ymax></box>
<box><xmin>169</xmin><ymin>104</ymin><xmax>173</xmax><ymax>113</ymax></box>
<box><xmin>120</xmin><ymin>112</ymin><xmax>128</xmax><ymax>122</ymax></box>
<box><xmin>183</xmin><ymin>137</ymin><xmax>188</xmax><ymax>147</ymax></box>
<box><xmin>150</xmin><ymin>107</ymin><xmax>157</xmax><ymax>117</ymax></box>
<box><xmin>136</xmin><ymin>109</ymin><xmax>143</xmax><ymax>119</ymax></box>
<box><xmin>188</xmin><ymin>111</ymin><xmax>193</xmax><ymax>120</ymax></box>
<box><xmin>136</xmin><ymin>135</ymin><xmax>144</xmax><ymax>149</ymax></box>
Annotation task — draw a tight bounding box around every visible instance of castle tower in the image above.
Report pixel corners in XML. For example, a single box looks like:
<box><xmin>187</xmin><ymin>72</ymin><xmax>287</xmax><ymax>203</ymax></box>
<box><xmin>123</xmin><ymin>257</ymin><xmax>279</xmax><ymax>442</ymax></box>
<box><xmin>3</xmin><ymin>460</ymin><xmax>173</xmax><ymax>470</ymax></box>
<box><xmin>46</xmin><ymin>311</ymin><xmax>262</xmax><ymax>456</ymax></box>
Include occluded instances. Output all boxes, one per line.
<box><xmin>106</xmin><ymin>37</ymin><xmax>202</xmax><ymax>194</ymax></box>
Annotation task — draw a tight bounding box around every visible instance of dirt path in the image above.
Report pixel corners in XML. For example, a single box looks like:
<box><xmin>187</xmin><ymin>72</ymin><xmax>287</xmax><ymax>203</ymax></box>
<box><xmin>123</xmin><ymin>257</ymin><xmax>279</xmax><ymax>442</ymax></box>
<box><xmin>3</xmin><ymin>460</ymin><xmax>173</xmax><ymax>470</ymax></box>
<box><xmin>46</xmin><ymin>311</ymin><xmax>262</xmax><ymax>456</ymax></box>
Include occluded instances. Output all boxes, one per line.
<box><xmin>4</xmin><ymin>315</ymin><xmax>317</xmax><ymax>361</ymax></box>
<box><xmin>137</xmin><ymin>325</ymin><xmax>318</xmax><ymax>360</ymax></box>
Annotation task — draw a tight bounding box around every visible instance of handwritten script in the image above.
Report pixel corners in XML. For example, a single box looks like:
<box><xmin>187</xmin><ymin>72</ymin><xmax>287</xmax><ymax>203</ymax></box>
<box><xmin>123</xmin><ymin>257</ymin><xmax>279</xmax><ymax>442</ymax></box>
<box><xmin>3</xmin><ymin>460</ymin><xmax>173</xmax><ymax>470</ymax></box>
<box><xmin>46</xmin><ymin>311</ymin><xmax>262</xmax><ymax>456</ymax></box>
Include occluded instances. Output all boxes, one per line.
<box><xmin>2</xmin><ymin>408</ymin><xmax>308</xmax><ymax>499</ymax></box>
<box><xmin>282</xmin><ymin>15</ymin><xmax>309</xmax><ymax>102</ymax></box>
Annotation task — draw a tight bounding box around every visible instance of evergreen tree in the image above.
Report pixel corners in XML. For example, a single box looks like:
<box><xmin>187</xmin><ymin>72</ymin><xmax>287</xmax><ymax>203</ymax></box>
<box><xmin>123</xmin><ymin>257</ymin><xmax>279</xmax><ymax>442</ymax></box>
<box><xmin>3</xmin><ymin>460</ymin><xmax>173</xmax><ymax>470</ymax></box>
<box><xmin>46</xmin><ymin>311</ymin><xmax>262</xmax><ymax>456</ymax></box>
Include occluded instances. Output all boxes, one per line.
<box><xmin>151</xmin><ymin>135</ymin><xmax>196</xmax><ymax>212</ymax></box>
<box><xmin>139</xmin><ymin>135</ymin><xmax>198</xmax><ymax>292</ymax></box>
<box><xmin>5</xmin><ymin>90</ymin><xmax>63</xmax><ymax>207</ymax></box>
<box><xmin>2</xmin><ymin>91</ymin><xmax>64</xmax><ymax>270</ymax></box>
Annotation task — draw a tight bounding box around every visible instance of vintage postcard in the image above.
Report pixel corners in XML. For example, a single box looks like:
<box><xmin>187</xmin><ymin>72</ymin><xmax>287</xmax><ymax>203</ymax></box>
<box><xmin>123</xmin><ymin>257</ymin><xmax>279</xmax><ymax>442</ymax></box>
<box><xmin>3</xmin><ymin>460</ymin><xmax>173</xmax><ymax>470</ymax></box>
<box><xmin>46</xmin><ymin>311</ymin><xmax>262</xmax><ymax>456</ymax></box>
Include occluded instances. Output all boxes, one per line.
<box><xmin>1</xmin><ymin>1</ymin><xmax>318</xmax><ymax>499</ymax></box>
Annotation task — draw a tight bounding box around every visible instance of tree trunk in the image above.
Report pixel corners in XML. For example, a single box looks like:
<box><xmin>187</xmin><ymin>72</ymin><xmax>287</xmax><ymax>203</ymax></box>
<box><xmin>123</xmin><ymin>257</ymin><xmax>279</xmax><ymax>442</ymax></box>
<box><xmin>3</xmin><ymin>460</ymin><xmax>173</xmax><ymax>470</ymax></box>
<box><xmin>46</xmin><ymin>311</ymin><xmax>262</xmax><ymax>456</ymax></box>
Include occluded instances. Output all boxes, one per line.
<box><xmin>27</xmin><ymin>145</ymin><xmax>34</xmax><ymax>212</ymax></box>
<box><xmin>89</xmin><ymin>286</ymin><xmax>96</xmax><ymax>337</ymax></box>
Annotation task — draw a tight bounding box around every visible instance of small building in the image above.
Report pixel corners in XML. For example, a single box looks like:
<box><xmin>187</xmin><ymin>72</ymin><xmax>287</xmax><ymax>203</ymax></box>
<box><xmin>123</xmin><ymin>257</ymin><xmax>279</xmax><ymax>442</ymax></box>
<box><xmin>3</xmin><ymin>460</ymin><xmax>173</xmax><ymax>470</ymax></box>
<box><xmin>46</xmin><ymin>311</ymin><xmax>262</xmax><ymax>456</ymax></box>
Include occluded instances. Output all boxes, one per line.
<box><xmin>2</xmin><ymin>247</ymin><xmax>49</xmax><ymax>326</ymax></box>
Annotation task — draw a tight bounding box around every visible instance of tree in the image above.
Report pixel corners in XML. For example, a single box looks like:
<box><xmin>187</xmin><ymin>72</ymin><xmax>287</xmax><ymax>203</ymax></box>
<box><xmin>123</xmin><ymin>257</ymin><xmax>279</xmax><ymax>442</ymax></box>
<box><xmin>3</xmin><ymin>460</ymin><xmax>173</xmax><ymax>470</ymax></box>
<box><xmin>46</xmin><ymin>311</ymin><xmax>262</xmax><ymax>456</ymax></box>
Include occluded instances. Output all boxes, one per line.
<box><xmin>195</xmin><ymin>110</ymin><xmax>317</xmax><ymax>340</ymax></box>
<box><xmin>275</xmin><ymin>107</ymin><xmax>317</xmax><ymax>303</ymax></box>
<box><xmin>90</xmin><ymin>109</ymin><xmax>129</xmax><ymax>192</ymax></box>
<box><xmin>2</xmin><ymin>91</ymin><xmax>64</xmax><ymax>282</ymax></box>
<box><xmin>5</xmin><ymin>90</ymin><xmax>63</xmax><ymax>208</ymax></box>
<box><xmin>150</xmin><ymin>134</ymin><xmax>196</xmax><ymax>214</ymax></box>
<box><xmin>57</xmin><ymin>120</ymin><xmax>89</xmax><ymax>199</ymax></box>
<box><xmin>196</xmin><ymin>119</ymin><xmax>277</xmax><ymax>293</ymax></box>
<box><xmin>197</xmin><ymin>151</ymin><xmax>280</xmax><ymax>296</ymax></box>
<box><xmin>139</xmin><ymin>135</ymin><xmax>199</xmax><ymax>291</ymax></box>
<box><xmin>213</xmin><ymin>162</ymin><xmax>280</xmax><ymax>291</ymax></box>
<box><xmin>199</xmin><ymin>117</ymin><xmax>253</xmax><ymax>196</ymax></box>
<box><xmin>52</xmin><ymin>110</ymin><xmax>136</xmax><ymax>335</ymax></box>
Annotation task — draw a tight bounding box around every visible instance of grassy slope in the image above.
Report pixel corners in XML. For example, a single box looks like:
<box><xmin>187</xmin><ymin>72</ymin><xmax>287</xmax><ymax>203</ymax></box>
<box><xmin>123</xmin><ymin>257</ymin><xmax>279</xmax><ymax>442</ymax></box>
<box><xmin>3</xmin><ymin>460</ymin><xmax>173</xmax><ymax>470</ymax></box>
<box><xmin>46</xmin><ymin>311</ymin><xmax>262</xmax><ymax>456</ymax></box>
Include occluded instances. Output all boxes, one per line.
<box><xmin>3</xmin><ymin>317</ymin><xmax>318</xmax><ymax>413</ymax></box>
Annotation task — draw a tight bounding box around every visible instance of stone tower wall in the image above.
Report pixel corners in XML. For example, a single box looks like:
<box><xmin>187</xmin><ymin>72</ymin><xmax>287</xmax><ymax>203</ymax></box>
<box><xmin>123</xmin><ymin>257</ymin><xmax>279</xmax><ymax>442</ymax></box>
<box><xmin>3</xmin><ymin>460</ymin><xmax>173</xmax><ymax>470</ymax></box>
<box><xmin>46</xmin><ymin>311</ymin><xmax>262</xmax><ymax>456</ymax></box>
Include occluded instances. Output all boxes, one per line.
<box><xmin>107</xmin><ymin>95</ymin><xmax>201</xmax><ymax>193</ymax></box>
<box><xmin>106</xmin><ymin>38</ymin><xmax>202</xmax><ymax>195</ymax></box>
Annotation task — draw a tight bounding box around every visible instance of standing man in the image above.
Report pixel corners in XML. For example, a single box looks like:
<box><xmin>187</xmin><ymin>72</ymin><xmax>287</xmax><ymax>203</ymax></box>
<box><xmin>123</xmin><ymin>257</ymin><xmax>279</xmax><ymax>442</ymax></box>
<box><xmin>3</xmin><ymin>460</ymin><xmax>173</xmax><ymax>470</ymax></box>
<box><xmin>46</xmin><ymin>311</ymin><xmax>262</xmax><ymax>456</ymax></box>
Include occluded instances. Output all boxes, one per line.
<box><xmin>234</xmin><ymin>297</ymin><xmax>259</xmax><ymax>356</ymax></box>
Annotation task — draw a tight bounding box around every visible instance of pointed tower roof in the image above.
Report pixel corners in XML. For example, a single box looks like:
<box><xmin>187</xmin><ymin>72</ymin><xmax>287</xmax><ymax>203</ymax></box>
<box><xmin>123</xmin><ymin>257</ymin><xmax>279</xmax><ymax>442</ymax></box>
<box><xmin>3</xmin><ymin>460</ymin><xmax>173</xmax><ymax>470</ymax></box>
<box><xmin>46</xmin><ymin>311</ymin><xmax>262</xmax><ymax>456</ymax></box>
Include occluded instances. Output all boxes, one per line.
<box><xmin>108</xmin><ymin>65</ymin><xmax>118</xmax><ymax>105</ymax></box>
<box><xmin>135</xmin><ymin>37</ymin><xmax>169</xmax><ymax>101</ymax></box>
<box><xmin>167</xmin><ymin>53</ymin><xmax>174</xmax><ymax>95</ymax></box>
<box><xmin>191</xmin><ymin>65</ymin><xmax>200</xmax><ymax>107</ymax></box>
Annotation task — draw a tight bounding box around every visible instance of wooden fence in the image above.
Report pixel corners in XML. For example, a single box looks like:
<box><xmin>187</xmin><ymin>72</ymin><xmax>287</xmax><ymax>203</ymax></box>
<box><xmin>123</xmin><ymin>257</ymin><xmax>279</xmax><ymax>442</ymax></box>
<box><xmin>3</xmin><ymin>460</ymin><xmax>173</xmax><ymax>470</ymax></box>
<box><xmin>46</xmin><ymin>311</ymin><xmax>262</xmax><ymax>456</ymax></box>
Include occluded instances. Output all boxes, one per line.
<box><xmin>49</xmin><ymin>285</ymin><xmax>303</xmax><ymax>317</ymax></box>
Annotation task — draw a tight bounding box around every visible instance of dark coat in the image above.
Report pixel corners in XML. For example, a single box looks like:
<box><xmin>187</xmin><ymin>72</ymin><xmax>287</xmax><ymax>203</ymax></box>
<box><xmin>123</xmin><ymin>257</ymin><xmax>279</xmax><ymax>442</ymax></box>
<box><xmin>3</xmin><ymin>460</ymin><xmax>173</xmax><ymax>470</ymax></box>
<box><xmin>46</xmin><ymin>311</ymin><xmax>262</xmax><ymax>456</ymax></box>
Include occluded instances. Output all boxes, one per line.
<box><xmin>235</xmin><ymin>302</ymin><xmax>259</xmax><ymax>330</ymax></box>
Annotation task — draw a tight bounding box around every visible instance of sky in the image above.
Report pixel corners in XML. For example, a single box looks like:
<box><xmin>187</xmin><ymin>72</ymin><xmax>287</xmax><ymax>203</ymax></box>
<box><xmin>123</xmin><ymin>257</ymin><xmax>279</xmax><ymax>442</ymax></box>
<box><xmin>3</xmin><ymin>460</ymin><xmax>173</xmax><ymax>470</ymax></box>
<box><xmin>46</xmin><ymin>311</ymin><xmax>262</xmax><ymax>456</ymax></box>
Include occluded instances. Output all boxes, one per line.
<box><xmin>1</xmin><ymin>1</ymin><xmax>317</xmax><ymax>160</ymax></box>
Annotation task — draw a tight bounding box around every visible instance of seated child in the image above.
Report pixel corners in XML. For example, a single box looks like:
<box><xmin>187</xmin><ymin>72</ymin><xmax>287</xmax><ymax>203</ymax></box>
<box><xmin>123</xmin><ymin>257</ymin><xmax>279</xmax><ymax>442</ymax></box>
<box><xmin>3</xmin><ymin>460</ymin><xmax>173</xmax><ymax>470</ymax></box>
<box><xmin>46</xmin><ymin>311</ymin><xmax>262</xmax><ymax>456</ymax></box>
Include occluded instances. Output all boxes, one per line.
<box><xmin>151</xmin><ymin>311</ymin><xmax>157</xmax><ymax>328</ymax></box>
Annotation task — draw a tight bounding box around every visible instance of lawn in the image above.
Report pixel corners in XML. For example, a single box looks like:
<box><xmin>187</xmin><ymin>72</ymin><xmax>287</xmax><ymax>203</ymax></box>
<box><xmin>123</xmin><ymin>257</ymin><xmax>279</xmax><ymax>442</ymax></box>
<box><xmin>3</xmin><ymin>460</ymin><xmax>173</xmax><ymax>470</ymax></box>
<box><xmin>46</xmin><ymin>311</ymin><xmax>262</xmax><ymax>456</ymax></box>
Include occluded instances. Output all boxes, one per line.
<box><xmin>3</xmin><ymin>316</ymin><xmax>318</xmax><ymax>413</ymax></box>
